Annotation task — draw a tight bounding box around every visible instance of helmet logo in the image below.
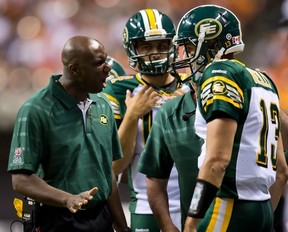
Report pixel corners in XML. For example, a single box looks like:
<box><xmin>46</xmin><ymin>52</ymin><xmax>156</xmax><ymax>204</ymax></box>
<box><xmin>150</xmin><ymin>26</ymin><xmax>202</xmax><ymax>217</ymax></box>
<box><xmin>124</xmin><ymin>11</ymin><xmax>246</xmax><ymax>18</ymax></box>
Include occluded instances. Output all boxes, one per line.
<box><xmin>195</xmin><ymin>18</ymin><xmax>222</xmax><ymax>40</ymax></box>
<box><xmin>123</xmin><ymin>27</ymin><xmax>129</xmax><ymax>43</ymax></box>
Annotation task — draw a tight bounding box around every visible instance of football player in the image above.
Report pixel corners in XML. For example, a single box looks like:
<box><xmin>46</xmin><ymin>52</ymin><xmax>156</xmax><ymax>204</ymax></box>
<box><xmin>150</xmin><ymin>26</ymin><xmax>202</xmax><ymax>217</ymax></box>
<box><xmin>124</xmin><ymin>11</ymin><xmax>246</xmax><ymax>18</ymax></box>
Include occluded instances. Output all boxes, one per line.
<box><xmin>171</xmin><ymin>4</ymin><xmax>288</xmax><ymax>232</ymax></box>
<box><xmin>103</xmin><ymin>8</ymin><xmax>189</xmax><ymax>232</ymax></box>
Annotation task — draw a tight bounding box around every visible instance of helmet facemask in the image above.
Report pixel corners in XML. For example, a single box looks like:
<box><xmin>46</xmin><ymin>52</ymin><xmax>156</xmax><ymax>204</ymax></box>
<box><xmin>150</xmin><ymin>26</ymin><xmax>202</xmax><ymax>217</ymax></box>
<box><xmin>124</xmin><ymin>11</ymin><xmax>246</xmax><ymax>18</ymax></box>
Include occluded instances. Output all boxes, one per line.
<box><xmin>172</xmin><ymin>33</ymin><xmax>213</xmax><ymax>84</ymax></box>
<box><xmin>123</xmin><ymin>9</ymin><xmax>176</xmax><ymax>76</ymax></box>
<box><xmin>129</xmin><ymin>39</ymin><xmax>176</xmax><ymax>75</ymax></box>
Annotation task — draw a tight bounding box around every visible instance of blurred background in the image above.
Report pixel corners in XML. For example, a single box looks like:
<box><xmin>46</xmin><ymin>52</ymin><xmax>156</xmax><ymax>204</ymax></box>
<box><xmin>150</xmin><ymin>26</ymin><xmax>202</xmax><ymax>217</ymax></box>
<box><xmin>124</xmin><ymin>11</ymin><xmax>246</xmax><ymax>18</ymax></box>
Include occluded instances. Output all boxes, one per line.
<box><xmin>1</xmin><ymin>0</ymin><xmax>288</xmax><ymax>231</ymax></box>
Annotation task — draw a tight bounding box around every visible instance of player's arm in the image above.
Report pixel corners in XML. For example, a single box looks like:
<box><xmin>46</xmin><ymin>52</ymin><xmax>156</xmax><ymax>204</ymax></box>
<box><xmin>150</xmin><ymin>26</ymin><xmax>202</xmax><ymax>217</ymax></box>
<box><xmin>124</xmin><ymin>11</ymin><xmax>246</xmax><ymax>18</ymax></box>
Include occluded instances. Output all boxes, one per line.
<box><xmin>198</xmin><ymin>117</ymin><xmax>237</xmax><ymax>186</ymax></box>
<box><xmin>147</xmin><ymin>177</ymin><xmax>180</xmax><ymax>232</ymax></box>
<box><xmin>11</xmin><ymin>172</ymin><xmax>97</xmax><ymax>213</ymax></box>
<box><xmin>269</xmin><ymin>133</ymin><xmax>288</xmax><ymax>211</ymax></box>
<box><xmin>107</xmin><ymin>169</ymin><xmax>130</xmax><ymax>232</ymax></box>
<box><xmin>280</xmin><ymin>108</ymin><xmax>288</xmax><ymax>151</ymax></box>
<box><xmin>113</xmin><ymin>85</ymin><xmax>159</xmax><ymax>175</ymax></box>
<box><xmin>184</xmin><ymin>117</ymin><xmax>237</xmax><ymax>231</ymax></box>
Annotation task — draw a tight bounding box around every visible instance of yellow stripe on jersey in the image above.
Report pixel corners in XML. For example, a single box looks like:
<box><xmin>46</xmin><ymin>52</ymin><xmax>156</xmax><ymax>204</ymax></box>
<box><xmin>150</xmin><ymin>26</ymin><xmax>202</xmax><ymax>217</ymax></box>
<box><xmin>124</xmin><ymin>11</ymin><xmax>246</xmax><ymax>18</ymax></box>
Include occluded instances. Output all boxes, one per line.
<box><xmin>103</xmin><ymin>93</ymin><xmax>119</xmax><ymax>105</ymax></box>
<box><xmin>142</xmin><ymin>111</ymin><xmax>152</xmax><ymax>144</ymax></box>
<box><xmin>103</xmin><ymin>93</ymin><xmax>121</xmax><ymax>119</ymax></box>
<box><xmin>135</xmin><ymin>73</ymin><xmax>146</xmax><ymax>85</ymax></box>
<box><xmin>114</xmin><ymin>114</ymin><xmax>121</xmax><ymax>120</ymax></box>
<box><xmin>207</xmin><ymin>197</ymin><xmax>233</xmax><ymax>232</ymax></box>
<box><xmin>204</xmin><ymin>95</ymin><xmax>242</xmax><ymax>112</ymax></box>
<box><xmin>201</xmin><ymin>76</ymin><xmax>244</xmax><ymax>112</ymax></box>
<box><xmin>178</xmin><ymin>73</ymin><xmax>189</xmax><ymax>82</ymax></box>
<box><xmin>201</xmin><ymin>76</ymin><xmax>244</xmax><ymax>100</ymax></box>
<box><xmin>145</xmin><ymin>9</ymin><xmax>157</xmax><ymax>30</ymax></box>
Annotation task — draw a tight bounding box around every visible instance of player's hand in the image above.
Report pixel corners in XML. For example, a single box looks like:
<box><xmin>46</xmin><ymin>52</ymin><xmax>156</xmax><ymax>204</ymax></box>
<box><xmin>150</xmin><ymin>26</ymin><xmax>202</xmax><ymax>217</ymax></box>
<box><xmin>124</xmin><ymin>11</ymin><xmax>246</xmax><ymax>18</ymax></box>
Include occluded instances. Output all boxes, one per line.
<box><xmin>183</xmin><ymin>217</ymin><xmax>200</xmax><ymax>232</ymax></box>
<box><xmin>125</xmin><ymin>85</ymin><xmax>159</xmax><ymax>118</ymax></box>
<box><xmin>66</xmin><ymin>187</ymin><xmax>98</xmax><ymax>213</ymax></box>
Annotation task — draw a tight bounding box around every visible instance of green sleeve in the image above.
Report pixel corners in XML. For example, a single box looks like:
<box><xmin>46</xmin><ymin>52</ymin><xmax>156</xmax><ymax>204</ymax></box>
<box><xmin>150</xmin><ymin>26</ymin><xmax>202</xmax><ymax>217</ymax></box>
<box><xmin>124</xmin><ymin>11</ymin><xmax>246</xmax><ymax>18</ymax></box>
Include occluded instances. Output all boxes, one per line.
<box><xmin>137</xmin><ymin>107</ymin><xmax>173</xmax><ymax>179</ymax></box>
<box><xmin>8</xmin><ymin>102</ymin><xmax>44</xmax><ymax>173</ymax></box>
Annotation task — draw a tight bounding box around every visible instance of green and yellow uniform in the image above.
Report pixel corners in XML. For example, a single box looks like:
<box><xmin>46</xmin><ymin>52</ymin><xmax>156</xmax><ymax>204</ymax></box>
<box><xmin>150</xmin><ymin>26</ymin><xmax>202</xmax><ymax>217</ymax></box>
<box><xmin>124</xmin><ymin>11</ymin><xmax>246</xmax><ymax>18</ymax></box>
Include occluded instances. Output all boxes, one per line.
<box><xmin>196</xmin><ymin>59</ymin><xmax>280</xmax><ymax>232</ymax></box>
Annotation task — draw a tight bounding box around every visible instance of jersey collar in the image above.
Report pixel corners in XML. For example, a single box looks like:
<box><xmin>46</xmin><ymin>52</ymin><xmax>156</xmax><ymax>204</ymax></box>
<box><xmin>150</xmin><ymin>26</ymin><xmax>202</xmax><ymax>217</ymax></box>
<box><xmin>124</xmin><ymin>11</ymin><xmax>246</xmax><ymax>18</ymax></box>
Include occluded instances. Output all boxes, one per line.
<box><xmin>51</xmin><ymin>75</ymin><xmax>79</xmax><ymax>109</ymax></box>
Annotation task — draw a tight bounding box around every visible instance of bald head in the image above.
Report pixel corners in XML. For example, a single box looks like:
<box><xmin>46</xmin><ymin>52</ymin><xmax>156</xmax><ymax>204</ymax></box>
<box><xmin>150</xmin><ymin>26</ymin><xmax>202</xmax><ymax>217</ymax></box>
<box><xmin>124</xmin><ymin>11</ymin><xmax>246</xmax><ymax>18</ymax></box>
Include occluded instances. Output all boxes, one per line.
<box><xmin>58</xmin><ymin>36</ymin><xmax>110</xmax><ymax>98</ymax></box>
<box><xmin>61</xmin><ymin>36</ymin><xmax>104</xmax><ymax>66</ymax></box>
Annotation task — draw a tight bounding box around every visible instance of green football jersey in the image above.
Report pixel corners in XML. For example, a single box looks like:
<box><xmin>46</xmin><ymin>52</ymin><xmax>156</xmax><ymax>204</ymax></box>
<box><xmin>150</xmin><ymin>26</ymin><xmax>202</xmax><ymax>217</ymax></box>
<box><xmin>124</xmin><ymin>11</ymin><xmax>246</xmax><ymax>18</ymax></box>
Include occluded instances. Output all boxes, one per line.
<box><xmin>195</xmin><ymin>59</ymin><xmax>280</xmax><ymax>200</ymax></box>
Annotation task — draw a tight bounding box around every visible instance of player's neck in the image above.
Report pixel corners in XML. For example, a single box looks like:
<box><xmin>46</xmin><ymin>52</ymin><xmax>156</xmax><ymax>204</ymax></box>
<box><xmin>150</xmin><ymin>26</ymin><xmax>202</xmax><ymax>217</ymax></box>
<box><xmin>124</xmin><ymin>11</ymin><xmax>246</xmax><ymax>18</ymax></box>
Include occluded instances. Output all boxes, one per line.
<box><xmin>141</xmin><ymin>73</ymin><xmax>174</xmax><ymax>87</ymax></box>
<box><xmin>58</xmin><ymin>77</ymin><xmax>87</xmax><ymax>102</ymax></box>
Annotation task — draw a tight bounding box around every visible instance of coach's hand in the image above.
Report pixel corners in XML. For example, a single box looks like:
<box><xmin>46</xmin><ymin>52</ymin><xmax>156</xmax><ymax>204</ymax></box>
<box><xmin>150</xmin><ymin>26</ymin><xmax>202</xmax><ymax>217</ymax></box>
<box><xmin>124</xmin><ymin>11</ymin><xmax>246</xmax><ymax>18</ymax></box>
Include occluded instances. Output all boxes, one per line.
<box><xmin>67</xmin><ymin>187</ymin><xmax>98</xmax><ymax>213</ymax></box>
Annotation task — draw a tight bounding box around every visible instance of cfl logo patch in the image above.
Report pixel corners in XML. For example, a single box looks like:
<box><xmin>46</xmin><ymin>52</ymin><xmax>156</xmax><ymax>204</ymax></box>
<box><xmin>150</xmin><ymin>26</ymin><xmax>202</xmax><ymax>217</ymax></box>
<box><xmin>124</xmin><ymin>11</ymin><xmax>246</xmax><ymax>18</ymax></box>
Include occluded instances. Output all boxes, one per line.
<box><xmin>195</xmin><ymin>18</ymin><xmax>222</xmax><ymax>40</ymax></box>
<box><xmin>99</xmin><ymin>114</ymin><xmax>108</xmax><ymax>125</ymax></box>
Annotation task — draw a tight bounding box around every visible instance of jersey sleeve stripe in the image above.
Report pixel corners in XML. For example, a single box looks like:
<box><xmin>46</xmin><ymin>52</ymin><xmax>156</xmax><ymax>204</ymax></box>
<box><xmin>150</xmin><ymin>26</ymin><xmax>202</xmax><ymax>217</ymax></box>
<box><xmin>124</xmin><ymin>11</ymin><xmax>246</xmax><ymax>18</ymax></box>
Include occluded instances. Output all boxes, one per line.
<box><xmin>201</xmin><ymin>76</ymin><xmax>244</xmax><ymax>112</ymax></box>
<box><xmin>203</xmin><ymin>95</ymin><xmax>242</xmax><ymax>112</ymax></box>
<box><xmin>103</xmin><ymin>93</ymin><xmax>121</xmax><ymax>118</ymax></box>
<box><xmin>104</xmin><ymin>94</ymin><xmax>119</xmax><ymax>105</ymax></box>
<box><xmin>201</xmin><ymin>76</ymin><xmax>244</xmax><ymax>100</ymax></box>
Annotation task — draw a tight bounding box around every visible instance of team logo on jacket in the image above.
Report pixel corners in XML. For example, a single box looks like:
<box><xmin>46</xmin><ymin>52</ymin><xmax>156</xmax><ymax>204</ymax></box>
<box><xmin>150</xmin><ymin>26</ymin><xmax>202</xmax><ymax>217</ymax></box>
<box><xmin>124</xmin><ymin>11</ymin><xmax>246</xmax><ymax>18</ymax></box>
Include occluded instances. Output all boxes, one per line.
<box><xmin>212</xmin><ymin>81</ymin><xmax>226</xmax><ymax>94</ymax></box>
<box><xmin>99</xmin><ymin>114</ymin><xmax>108</xmax><ymax>125</ymax></box>
<box><xmin>13</xmin><ymin>148</ymin><xmax>23</xmax><ymax>164</ymax></box>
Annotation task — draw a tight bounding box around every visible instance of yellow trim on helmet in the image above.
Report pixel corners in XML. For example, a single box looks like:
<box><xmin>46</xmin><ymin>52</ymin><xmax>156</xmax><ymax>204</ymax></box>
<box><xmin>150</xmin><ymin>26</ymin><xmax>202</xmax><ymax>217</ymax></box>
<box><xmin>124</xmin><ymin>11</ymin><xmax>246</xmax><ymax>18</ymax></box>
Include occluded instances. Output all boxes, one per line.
<box><xmin>145</xmin><ymin>9</ymin><xmax>157</xmax><ymax>29</ymax></box>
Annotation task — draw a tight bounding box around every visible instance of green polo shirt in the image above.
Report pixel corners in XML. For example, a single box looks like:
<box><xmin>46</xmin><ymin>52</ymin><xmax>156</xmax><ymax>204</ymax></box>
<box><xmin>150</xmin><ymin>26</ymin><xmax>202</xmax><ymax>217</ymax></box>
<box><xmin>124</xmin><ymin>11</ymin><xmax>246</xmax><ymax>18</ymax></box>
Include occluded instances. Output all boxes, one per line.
<box><xmin>8</xmin><ymin>75</ymin><xmax>122</xmax><ymax>201</ymax></box>
<box><xmin>137</xmin><ymin>91</ymin><xmax>203</xmax><ymax>228</ymax></box>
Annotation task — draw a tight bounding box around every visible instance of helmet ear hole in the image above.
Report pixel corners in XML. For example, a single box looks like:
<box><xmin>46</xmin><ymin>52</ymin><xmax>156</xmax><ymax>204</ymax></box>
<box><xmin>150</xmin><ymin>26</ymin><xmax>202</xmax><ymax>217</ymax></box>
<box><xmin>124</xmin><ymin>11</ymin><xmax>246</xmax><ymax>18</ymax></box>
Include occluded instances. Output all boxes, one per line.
<box><xmin>208</xmin><ymin>39</ymin><xmax>219</xmax><ymax>50</ymax></box>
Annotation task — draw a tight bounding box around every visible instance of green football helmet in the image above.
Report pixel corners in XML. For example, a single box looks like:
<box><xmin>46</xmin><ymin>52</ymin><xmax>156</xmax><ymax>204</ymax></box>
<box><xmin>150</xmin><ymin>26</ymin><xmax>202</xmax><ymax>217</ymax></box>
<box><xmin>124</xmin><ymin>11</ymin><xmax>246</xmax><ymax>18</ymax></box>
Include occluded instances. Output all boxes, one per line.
<box><xmin>106</xmin><ymin>56</ymin><xmax>126</xmax><ymax>80</ymax></box>
<box><xmin>123</xmin><ymin>9</ymin><xmax>176</xmax><ymax>75</ymax></box>
<box><xmin>172</xmin><ymin>4</ymin><xmax>245</xmax><ymax>84</ymax></box>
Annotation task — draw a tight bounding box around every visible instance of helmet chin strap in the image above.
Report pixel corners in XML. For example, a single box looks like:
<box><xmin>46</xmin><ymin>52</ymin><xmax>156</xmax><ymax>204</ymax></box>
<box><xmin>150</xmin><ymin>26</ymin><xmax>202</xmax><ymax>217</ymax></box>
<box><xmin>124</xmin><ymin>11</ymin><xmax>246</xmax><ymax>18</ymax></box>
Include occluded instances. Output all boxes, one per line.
<box><xmin>214</xmin><ymin>47</ymin><xmax>225</xmax><ymax>60</ymax></box>
<box><xmin>193</xmin><ymin>27</ymin><xmax>206</xmax><ymax>62</ymax></box>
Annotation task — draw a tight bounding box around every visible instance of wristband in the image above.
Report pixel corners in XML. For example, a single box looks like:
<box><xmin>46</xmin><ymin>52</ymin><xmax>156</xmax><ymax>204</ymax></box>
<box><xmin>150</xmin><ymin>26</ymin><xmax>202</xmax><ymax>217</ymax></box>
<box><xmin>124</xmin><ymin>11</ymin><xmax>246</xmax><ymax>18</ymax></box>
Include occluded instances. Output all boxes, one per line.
<box><xmin>188</xmin><ymin>179</ymin><xmax>218</xmax><ymax>218</ymax></box>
